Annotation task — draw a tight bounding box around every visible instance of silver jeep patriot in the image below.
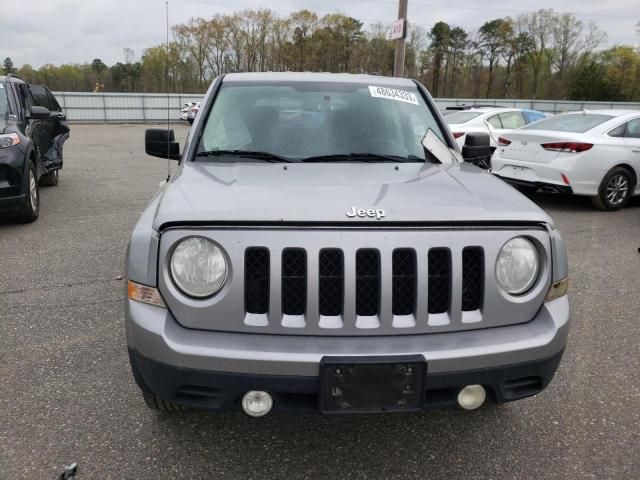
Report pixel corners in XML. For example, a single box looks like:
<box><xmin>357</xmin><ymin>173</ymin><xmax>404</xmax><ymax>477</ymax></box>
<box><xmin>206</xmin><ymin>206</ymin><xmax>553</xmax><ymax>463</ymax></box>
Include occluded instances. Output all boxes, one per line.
<box><xmin>125</xmin><ymin>73</ymin><xmax>570</xmax><ymax>416</ymax></box>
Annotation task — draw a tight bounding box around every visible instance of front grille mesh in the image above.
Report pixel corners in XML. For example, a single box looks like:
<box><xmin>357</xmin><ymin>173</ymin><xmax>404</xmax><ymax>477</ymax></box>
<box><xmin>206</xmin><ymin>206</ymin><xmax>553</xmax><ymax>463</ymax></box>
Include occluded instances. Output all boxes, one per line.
<box><xmin>319</xmin><ymin>249</ymin><xmax>343</xmax><ymax>316</ymax></box>
<box><xmin>392</xmin><ymin>249</ymin><xmax>416</xmax><ymax>316</ymax></box>
<box><xmin>428</xmin><ymin>248</ymin><xmax>450</xmax><ymax>314</ymax></box>
<box><xmin>243</xmin><ymin>245</ymin><xmax>486</xmax><ymax>328</ymax></box>
<box><xmin>282</xmin><ymin>249</ymin><xmax>307</xmax><ymax>315</ymax></box>
<box><xmin>462</xmin><ymin>247</ymin><xmax>484</xmax><ymax>311</ymax></box>
<box><xmin>245</xmin><ymin>247</ymin><xmax>269</xmax><ymax>314</ymax></box>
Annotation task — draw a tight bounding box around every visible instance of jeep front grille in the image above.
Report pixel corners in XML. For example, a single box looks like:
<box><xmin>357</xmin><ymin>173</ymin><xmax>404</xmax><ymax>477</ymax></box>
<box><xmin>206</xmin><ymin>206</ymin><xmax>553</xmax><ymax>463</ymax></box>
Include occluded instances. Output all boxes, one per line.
<box><xmin>244</xmin><ymin>245</ymin><xmax>484</xmax><ymax>327</ymax></box>
<box><xmin>159</xmin><ymin>228</ymin><xmax>551</xmax><ymax>336</ymax></box>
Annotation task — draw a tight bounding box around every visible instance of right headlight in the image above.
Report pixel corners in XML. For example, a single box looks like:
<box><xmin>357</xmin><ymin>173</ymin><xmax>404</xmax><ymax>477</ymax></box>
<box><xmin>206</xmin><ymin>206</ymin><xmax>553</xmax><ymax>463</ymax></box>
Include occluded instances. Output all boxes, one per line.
<box><xmin>170</xmin><ymin>237</ymin><xmax>227</xmax><ymax>298</ymax></box>
<box><xmin>0</xmin><ymin>133</ymin><xmax>21</xmax><ymax>148</ymax></box>
<box><xmin>495</xmin><ymin>237</ymin><xmax>539</xmax><ymax>295</ymax></box>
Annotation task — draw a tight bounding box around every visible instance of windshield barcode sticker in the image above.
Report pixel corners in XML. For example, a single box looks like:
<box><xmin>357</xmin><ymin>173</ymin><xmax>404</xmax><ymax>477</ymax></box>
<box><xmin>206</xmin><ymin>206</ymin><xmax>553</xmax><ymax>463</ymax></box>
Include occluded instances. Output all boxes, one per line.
<box><xmin>368</xmin><ymin>86</ymin><xmax>418</xmax><ymax>105</ymax></box>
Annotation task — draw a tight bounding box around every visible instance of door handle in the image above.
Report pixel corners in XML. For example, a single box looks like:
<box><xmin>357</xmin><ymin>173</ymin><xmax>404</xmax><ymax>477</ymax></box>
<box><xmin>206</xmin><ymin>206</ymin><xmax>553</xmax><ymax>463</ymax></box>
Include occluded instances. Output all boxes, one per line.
<box><xmin>632</xmin><ymin>148</ymin><xmax>640</xmax><ymax>153</ymax></box>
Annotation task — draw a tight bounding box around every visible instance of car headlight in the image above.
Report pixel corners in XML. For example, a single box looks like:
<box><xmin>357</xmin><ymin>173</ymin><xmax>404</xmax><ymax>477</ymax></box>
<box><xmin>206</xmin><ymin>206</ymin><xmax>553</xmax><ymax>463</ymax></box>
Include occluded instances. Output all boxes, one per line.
<box><xmin>0</xmin><ymin>133</ymin><xmax>21</xmax><ymax>148</ymax></box>
<box><xmin>495</xmin><ymin>237</ymin><xmax>539</xmax><ymax>295</ymax></box>
<box><xmin>170</xmin><ymin>237</ymin><xmax>227</xmax><ymax>298</ymax></box>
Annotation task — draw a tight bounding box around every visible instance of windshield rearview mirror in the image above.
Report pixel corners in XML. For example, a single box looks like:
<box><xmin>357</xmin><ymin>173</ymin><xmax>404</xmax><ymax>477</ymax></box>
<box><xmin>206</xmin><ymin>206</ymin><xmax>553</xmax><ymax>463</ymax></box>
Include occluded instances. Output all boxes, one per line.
<box><xmin>461</xmin><ymin>132</ymin><xmax>492</xmax><ymax>169</ymax></box>
<box><xmin>145</xmin><ymin>129</ymin><xmax>180</xmax><ymax>160</ymax></box>
<box><xmin>27</xmin><ymin>106</ymin><xmax>51</xmax><ymax>120</ymax></box>
<box><xmin>421</xmin><ymin>129</ymin><xmax>454</xmax><ymax>164</ymax></box>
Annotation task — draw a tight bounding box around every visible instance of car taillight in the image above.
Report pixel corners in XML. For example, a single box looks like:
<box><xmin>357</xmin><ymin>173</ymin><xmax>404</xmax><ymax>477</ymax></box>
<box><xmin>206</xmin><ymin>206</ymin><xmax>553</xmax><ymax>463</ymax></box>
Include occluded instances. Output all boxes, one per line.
<box><xmin>541</xmin><ymin>142</ymin><xmax>593</xmax><ymax>153</ymax></box>
<box><xmin>498</xmin><ymin>137</ymin><xmax>511</xmax><ymax>146</ymax></box>
<box><xmin>190</xmin><ymin>108</ymin><xmax>198</xmax><ymax>112</ymax></box>
<box><xmin>452</xmin><ymin>132</ymin><xmax>465</xmax><ymax>139</ymax></box>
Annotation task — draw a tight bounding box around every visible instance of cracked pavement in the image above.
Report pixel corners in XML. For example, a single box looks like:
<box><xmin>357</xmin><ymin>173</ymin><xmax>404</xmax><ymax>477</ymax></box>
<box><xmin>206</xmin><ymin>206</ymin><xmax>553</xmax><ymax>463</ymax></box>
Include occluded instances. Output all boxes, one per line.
<box><xmin>1</xmin><ymin>124</ymin><xmax>639</xmax><ymax>479</ymax></box>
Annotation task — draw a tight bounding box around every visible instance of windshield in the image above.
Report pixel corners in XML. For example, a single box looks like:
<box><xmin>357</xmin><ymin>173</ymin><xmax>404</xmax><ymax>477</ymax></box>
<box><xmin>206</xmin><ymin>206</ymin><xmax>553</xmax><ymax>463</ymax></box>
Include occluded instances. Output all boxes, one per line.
<box><xmin>197</xmin><ymin>82</ymin><xmax>445</xmax><ymax>162</ymax></box>
<box><xmin>522</xmin><ymin>113</ymin><xmax>613</xmax><ymax>133</ymax></box>
<box><xmin>444</xmin><ymin>111</ymin><xmax>482</xmax><ymax>124</ymax></box>
<box><xmin>0</xmin><ymin>84</ymin><xmax>9</xmax><ymax>120</ymax></box>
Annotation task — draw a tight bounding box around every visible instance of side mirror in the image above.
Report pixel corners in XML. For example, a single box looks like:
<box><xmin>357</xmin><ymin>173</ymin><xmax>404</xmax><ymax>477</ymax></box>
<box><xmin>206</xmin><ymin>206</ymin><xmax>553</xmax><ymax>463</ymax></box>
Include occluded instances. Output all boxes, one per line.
<box><xmin>27</xmin><ymin>106</ymin><xmax>51</xmax><ymax>119</ymax></box>
<box><xmin>421</xmin><ymin>129</ymin><xmax>455</xmax><ymax>164</ymax></box>
<box><xmin>461</xmin><ymin>132</ymin><xmax>492</xmax><ymax>169</ymax></box>
<box><xmin>145</xmin><ymin>129</ymin><xmax>180</xmax><ymax>160</ymax></box>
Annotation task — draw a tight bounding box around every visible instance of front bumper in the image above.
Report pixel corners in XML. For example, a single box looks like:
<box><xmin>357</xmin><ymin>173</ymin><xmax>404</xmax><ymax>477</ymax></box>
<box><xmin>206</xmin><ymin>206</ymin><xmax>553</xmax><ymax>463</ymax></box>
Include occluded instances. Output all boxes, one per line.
<box><xmin>126</xmin><ymin>296</ymin><xmax>570</xmax><ymax>411</ymax></box>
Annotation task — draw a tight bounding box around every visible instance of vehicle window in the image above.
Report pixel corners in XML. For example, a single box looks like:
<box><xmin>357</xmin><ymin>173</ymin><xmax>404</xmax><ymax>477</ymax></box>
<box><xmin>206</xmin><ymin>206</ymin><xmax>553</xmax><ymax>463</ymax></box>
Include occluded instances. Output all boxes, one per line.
<box><xmin>28</xmin><ymin>85</ymin><xmax>51</xmax><ymax>110</ymax></box>
<box><xmin>199</xmin><ymin>82</ymin><xmax>445</xmax><ymax>161</ymax></box>
<box><xmin>486</xmin><ymin>115</ymin><xmax>502</xmax><ymax>129</ymax></box>
<box><xmin>624</xmin><ymin>118</ymin><xmax>640</xmax><ymax>138</ymax></box>
<box><xmin>522</xmin><ymin>111</ymin><xmax>545</xmax><ymax>124</ymax></box>
<box><xmin>444</xmin><ymin>111</ymin><xmax>482</xmax><ymax>124</ymax></box>
<box><xmin>47</xmin><ymin>89</ymin><xmax>61</xmax><ymax>112</ymax></box>
<box><xmin>523</xmin><ymin>114</ymin><xmax>613</xmax><ymax>133</ymax></box>
<box><xmin>0</xmin><ymin>84</ymin><xmax>10</xmax><ymax>118</ymax></box>
<box><xmin>498</xmin><ymin>111</ymin><xmax>526</xmax><ymax>129</ymax></box>
<box><xmin>608</xmin><ymin>124</ymin><xmax>626</xmax><ymax>138</ymax></box>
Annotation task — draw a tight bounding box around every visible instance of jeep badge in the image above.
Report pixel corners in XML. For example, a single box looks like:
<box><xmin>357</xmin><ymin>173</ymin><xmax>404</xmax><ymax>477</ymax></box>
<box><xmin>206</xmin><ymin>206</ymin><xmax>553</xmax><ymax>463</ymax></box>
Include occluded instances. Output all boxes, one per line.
<box><xmin>346</xmin><ymin>207</ymin><xmax>386</xmax><ymax>220</ymax></box>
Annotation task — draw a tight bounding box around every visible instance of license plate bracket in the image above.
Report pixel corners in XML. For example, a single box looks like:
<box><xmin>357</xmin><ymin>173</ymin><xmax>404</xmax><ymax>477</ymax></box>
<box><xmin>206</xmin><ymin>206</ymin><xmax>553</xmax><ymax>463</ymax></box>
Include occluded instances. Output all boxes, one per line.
<box><xmin>319</xmin><ymin>355</ymin><xmax>426</xmax><ymax>414</ymax></box>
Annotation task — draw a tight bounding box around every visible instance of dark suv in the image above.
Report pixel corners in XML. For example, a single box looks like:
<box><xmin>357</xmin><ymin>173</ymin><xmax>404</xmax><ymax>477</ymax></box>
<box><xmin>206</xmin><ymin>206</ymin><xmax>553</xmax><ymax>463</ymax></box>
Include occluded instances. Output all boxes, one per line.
<box><xmin>0</xmin><ymin>75</ymin><xmax>69</xmax><ymax>222</ymax></box>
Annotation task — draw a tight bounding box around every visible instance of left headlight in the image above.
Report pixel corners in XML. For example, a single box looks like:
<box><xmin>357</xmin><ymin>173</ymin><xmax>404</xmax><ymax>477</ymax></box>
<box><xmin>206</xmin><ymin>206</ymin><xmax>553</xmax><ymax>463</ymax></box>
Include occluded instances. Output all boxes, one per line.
<box><xmin>495</xmin><ymin>237</ymin><xmax>539</xmax><ymax>295</ymax></box>
<box><xmin>0</xmin><ymin>133</ymin><xmax>21</xmax><ymax>148</ymax></box>
<box><xmin>170</xmin><ymin>237</ymin><xmax>227</xmax><ymax>298</ymax></box>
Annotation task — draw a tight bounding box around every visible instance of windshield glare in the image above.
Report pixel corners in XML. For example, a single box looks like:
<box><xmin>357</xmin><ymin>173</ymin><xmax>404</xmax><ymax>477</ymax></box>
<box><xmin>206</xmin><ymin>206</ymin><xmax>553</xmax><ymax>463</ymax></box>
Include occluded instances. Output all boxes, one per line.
<box><xmin>522</xmin><ymin>113</ymin><xmax>613</xmax><ymax>133</ymax></box>
<box><xmin>444</xmin><ymin>111</ymin><xmax>482</xmax><ymax>124</ymax></box>
<box><xmin>198</xmin><ymin>82</ymin><xmax>445</xmax><ymax>161</ymax></box>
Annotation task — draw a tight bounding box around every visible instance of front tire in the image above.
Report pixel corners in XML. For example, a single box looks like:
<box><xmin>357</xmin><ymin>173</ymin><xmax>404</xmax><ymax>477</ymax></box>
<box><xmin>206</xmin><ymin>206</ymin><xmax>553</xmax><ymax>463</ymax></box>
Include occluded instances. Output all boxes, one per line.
<box><xmin>39</xmin><ymin>169</ymin><xmax>59</xmax><ymax>187</ymax></box>
<box><xmin>592</xmin><ymin>167</ymin><xmax>633</xmax><ymax>211</ymax></box>
<box><xmin>16</xmin><ymin>163</ymin><xmax>39</xmax><ymax>223</ymax></box>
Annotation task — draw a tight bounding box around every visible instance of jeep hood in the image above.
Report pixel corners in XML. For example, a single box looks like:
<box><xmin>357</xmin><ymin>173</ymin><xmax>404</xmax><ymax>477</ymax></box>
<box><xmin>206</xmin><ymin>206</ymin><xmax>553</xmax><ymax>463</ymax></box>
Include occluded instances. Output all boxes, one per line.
<box><xmin>151</xmin><ymin>162</ymin><xmax>552</xmax><ymax>229</ymax></box>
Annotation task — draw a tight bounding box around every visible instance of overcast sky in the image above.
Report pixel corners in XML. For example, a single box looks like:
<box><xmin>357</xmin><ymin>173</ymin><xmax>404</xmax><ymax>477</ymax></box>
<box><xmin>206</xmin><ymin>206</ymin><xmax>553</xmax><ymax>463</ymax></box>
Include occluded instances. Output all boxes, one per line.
<box><xmin>2</xmin><ymin>0</ymin><xmax>638</xmax><ymax>67</ymax></box>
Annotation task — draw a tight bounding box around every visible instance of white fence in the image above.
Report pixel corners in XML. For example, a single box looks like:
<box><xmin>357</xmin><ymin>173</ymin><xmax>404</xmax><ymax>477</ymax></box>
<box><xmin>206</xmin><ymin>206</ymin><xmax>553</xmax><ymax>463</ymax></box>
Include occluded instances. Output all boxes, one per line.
<box><xmin>52</xmin><ymin>91</ymin><xmax>640</xmax><ymax>123</ymax></box>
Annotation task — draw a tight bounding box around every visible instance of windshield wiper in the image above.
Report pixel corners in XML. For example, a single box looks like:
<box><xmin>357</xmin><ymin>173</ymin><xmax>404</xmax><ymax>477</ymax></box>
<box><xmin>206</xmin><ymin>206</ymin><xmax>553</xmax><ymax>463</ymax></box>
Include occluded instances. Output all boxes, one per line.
<box><xmin>195</xmin><ymin>149</ymin><xmax>296</xmax><ymax>163</ymax></box>
<box><xmin>301</xmin><ymin>153</ymin><xmax>420</xmax><ymax>163</ymax></box>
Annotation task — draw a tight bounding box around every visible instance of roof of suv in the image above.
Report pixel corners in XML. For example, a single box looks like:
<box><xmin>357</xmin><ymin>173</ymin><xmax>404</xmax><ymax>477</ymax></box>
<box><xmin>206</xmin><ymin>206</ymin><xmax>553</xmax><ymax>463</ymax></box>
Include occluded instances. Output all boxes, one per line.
<box><xmin>222</xmin><ymin>72</ymin><xmax>416</xmax><ymax>87</ymax></box>
<box><xmin>0</xmin><ymin>75</ymin><xmax>25</xmax><ymax>84</ymax></box>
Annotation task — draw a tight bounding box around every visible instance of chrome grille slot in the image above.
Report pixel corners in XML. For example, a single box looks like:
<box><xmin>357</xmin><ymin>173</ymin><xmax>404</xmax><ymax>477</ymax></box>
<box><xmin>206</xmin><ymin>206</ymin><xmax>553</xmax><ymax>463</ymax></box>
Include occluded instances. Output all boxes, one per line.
<box><xmin>392</xmin><ymin>249</ymin><xmax>416</xmax><ymax>316</ymax></box>
<box><xmin>319</xmin><ymin>249</ymin><xmax>344</xmax><ymax>316</ymax></box>
<box><xmin>462</xmin><ymin>247</ymin><xmax>484</xmax><ymax>311</ymax></box>
<box><xmin>281</xmin><ymin>248</ymin><xmax>307</xmax><ymax>315</ymax></box>
<box><xmin>244</xmin><ymin>247</ymin><xmax>269</xmax><ymax>314</ymax></box>
<box><xmin>355</xmin><ymin>249</ymin><xmax>381</xmax><ymax>317</ymax></box>
<box><xmin>428</xmin><ymin>248</ymin><xmax>450</xmax><ymax>314</ymax></box>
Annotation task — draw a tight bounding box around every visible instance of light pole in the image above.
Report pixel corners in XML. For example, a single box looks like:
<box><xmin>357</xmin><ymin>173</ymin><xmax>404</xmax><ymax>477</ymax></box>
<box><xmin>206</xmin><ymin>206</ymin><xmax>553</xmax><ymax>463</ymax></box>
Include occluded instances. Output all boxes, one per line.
<box><xmin>393</xmin><ymin>0</ymin><xmax>408</xmax><ymax>77</ymax></box>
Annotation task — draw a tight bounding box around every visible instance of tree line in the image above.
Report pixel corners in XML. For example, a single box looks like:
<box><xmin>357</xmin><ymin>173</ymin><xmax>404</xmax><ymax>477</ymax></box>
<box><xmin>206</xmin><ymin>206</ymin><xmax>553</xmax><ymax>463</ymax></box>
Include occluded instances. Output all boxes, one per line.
<box><xmin>3</xmin><ymin>9</ymin><xmax>640</xmax><ymax>101</ymax></box>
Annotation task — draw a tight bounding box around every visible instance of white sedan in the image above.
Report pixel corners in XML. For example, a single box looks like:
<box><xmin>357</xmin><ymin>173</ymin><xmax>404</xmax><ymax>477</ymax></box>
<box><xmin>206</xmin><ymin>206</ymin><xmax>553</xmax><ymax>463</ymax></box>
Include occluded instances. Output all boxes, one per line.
<box><xmin>180</xmin><ymin>102</ymin><xmax>197</xmax><ymax>121</ymax></box>
<box><xmin>491</xmin><ymin>110</ymin><xmax>640</xmax><ymax>210</ymax></box>
<box><xmin>445</xmin><ymin>108</ymin><xmax>549</xmax><ymax>149</ymax></box>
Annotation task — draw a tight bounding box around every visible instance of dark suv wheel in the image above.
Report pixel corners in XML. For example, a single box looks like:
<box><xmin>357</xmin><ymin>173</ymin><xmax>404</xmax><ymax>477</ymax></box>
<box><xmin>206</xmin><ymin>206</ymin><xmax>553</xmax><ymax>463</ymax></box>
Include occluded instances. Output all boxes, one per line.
<box><xmin>16</xmin><ymin>163</ymin><xmax>39</xmax><ymax>223</ymax></box>
<box><xmin>592</xmin><ymin>167</ymin><xmax>634</xmax><ymax>211</ymax></box>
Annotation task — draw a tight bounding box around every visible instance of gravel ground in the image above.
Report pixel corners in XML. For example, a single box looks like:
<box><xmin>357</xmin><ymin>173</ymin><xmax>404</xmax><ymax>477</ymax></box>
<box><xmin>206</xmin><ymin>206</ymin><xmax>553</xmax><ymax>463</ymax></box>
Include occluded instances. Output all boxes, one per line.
<box><xmin>0</xmin><ymin>124</ymin><xmax>638</xmax><ymax>479</ymax></box>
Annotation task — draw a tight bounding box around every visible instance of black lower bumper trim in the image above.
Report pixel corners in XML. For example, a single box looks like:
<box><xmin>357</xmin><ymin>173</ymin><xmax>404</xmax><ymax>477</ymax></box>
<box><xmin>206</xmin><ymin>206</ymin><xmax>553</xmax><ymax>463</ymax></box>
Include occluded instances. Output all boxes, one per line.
<box><xmin>128</xmin><ymin>348</ymin><xmax>565</xmax><ymax>413</ymax></box>
<box><xmin>493</xmin><ymin>174</ymin><xmax>574</xmax><ymax>194</ymax></box>
<box><xmin>0</xmin><ymin>193</ymin><xmax>25</xmax><ymax>214</ymax></box>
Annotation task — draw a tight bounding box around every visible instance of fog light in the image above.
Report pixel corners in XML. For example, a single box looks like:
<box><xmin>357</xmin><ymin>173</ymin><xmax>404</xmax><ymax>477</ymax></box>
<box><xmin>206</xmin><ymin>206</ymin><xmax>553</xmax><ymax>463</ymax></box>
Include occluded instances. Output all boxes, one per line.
<box><xmin>241</xmin><ymin>391</ymin><xmax>273</xmax><ymax>417</ymax></box>
<box><xmin>457</xmin><ymin>385</ymin><xmax>486</xmax><ymax>410</ymax></box>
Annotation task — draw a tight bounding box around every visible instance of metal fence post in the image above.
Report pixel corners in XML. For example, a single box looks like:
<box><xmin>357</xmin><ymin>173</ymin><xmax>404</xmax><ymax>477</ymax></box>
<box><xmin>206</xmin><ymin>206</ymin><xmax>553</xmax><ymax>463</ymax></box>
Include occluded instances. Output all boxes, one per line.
<box><xmin>101</xmin><ymin>93</ymin><xmax>107</xmax><ymax>123</ymax></box>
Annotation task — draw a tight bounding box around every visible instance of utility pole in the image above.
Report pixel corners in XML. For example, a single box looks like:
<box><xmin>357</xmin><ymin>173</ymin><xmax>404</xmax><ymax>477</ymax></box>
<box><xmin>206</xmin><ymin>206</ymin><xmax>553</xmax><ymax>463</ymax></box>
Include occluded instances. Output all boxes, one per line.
<box><xmin>393</xmin><ymin>0</ymin><xmax>408</xmax><ymax>77</ymax></box>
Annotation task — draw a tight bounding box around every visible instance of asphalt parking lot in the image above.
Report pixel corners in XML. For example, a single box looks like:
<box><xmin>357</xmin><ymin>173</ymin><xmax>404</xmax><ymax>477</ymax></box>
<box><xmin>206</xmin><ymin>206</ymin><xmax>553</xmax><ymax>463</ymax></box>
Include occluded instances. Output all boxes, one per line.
<box><xmin>1</xmin><ymin>124</ymin><xmax>639</xmax><ymax>479</ymax></box>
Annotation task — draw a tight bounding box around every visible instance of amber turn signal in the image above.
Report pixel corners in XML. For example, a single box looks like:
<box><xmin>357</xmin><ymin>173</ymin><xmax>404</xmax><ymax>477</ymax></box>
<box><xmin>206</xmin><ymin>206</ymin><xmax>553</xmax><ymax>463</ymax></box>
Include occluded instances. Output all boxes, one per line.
<box><xmin>545</xmin><ymin>278</ymin><xmax>569</xmax><ymax>303</ymax></box>
<box><xmin>128</xmin><ymin>280</ymin><xmax>166</xmax><ymax>308</ymax></box>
